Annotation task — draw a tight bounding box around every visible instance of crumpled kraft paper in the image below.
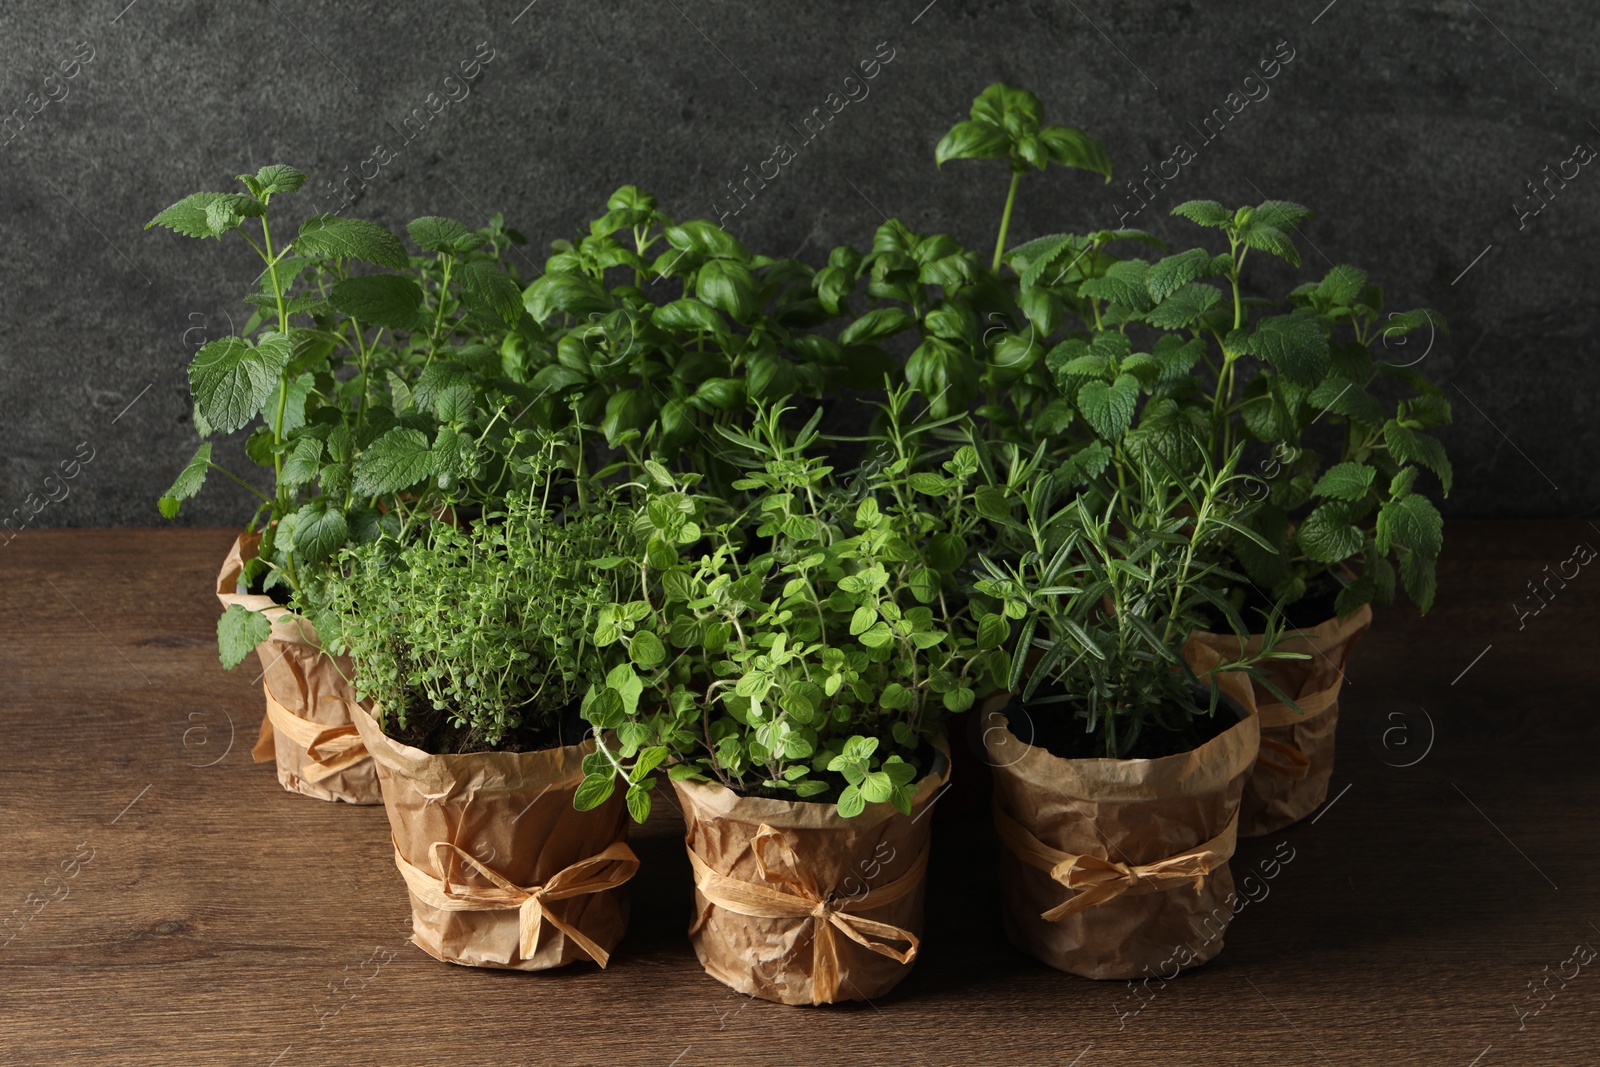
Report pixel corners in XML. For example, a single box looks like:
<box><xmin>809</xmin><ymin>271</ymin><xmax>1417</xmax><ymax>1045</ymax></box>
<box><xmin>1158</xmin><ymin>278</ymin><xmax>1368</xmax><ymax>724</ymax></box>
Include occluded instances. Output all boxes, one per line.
<box><xmin>1188</xmin><ymin>603</ymin><xmax>1371</xmax><ymax>835</ymax></box>
<box><xmin>672</xmin><ymin>740</ymin><xmax>951</xmax><ymax>1005</ymax></box>
<box><xmin>215</xmin><ymin>534</ymin><xmax>380</xmax><ymax>804</ymax></box>
<box><xmin>352</xmin><ymin>704</ymin><xmax>636</xmax><ymax>971</ymax></box>
<box><xmin>984</xmin><ymin>657</ymin><xmax>1258</xmax><ymax>981</ymax></box>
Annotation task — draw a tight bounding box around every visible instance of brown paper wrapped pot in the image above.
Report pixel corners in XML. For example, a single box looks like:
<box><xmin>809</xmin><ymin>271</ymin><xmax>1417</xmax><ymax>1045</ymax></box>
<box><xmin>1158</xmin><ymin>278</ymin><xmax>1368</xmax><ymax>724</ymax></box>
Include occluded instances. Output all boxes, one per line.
<box><xmin>983</xmin><ymin>666</ymin><xmax>1258</xmax><ymax>981</ymax></box>
<box><xmin>1188</xmin><ymin>604</ymin><xmax>1370</xmax><ymax>836</ymax></box>
<box><xmin>352</xmin><ymin>704</ymin><xmax>637</xmax><ymax>971</ymax></box>
<box><xmin>215</xmin><ymin>534</ymin><xmax>380</xmax><ymax>804</ymax></box>
<box><xmin>672</xmin><ymin>740</ymin><xmax>950</xmax><ymax>1006</ymax></box>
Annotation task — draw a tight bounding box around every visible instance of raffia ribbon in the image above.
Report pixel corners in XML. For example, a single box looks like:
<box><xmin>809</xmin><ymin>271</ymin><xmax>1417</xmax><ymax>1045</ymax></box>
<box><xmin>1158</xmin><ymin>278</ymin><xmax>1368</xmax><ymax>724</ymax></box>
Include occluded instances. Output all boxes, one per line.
<box><xmin>1257</xmin><ymin>736</ymin><xmax>1312</xmax><ymax>779</ymax></box>
<box><xmin>1250</xmin><ymin>679</ymin><xmax>1340</xmax><ymax>778</ymax></box>
<box><xmin>250</xmin><ymin>685</ymin><xmax>369</xmax><ymax>783</ymax></box>
<box><xmin>995</xmin><ymin>805</ymin><xmax>1239</xmax><ymax>922</ymax></box>
<box><xmin>394</xmin><ymin>838</ymin><xmax>639</xmax><ymax>967</ymax></box>
<box><xmin>686</xmin><ymin>824</ymin><xmax>928</xmax><ymax>1005</ymax></box>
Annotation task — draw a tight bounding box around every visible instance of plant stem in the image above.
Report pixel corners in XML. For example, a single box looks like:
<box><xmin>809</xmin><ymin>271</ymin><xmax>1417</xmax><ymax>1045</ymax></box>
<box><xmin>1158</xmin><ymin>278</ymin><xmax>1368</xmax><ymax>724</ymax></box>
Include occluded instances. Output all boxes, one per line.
<box><xmin>991</xmin><ymin>172</ymin><xmax>1021</xmax><ymax>273</ymax></box>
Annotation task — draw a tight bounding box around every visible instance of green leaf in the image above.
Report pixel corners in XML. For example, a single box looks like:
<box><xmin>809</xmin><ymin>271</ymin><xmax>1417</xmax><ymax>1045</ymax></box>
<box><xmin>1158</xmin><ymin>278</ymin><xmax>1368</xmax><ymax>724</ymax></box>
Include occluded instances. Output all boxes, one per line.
<box><xmin>294</xmin><ymin>215</ymin><xmax>409</xmax><ymax>269</ymax></box>
<box><xmin>970</xmin><ymin>83</ymin><xmax>1042</xmax><ymax>137</ymax></box>
<box><xmin>1079</xmin><ymin>259</ymin><xmax>1153</xmax><ymax>311</ymax></box>
<box><xmin>652</xmin><ymin>298</ymin><xmax>723</xmax><ymax>333</ymax></box>
<box><xmin>525</xmin><ymin>273</ymin><xmax>611</xmax><ymax>320</ymax></box>
<box><xmin>159</xmin><ymin>442</ymin><xmax>212</xmax><ymax>518</ymax></box>
<box><xmin>1077</xmin><ymin>373</ymin><xmax>1140</xmax><ymax>441</ymax></box>
<box><xmin>1384</xmin><ymin>421</ymin><xmax>1453</xmax><ymax>495</ymax></box>
<box><xmin>280</xmin><ymin>435</ymin><xmax>323</xmax><ymax>486</ymax></box>
<box><xmin>977</xmin><ymin>612</ymin><xmax>1010</xmax><ymax>650</ymax></box>
<box><xmin>838</xmin><ymin>307</ymin><xmax>916</xmax><ymax>346</ymax></box>
<box><xmin>973</xmin><ymin>486</ymin><xmax>1013</xmax><ymax>522</ymax></box>
<box><xmin>407</xmin><ymin>216</ymin><xmax>473</xmax><ymax>253</ymax></box>
<box><xmin>1313</xmin><ymin>462</ymin><xmax>1377</xmax><ymax>502</ymax></box>
<box><xmin>203</xmin><ymin>194</ymin><xmax>266</xmax><ymax>235</ymax></box>
<box><xmin>934</xmin><ymin>120</ymin><xmax>1011</xmax><ymax>166</ymax></box>
<box><xmin>188</xmin><ymin>336</ymin><xmax>290</xmax><ymax>434</ymax></box>
<box><xmin>1171</xmin><ymin>200</ymin><xmax>1230</xmax><ymax>227</ymax></box>
<box><xmin>600</xmin><ymin>388</ymin><xmax>654</xmax><ymax>447</ymax></box>
<box><xmin>291</xmin><ymin>500</ymin><xmax>348</xmax><ymax>565</ymax></box>
<box><xmin>1242</xmin><ymin>314</ymin><xmax>1330</xmax><ymax>387</ymax></box>
<box><xmin>460</xmin><ymin>261</ymin><xmax>523</xmax><ymax>325</ymax></box>
<box><xmin>147</xmin><ymin>192</ymin><xmax>234</xmax><ymax>238</ymax></box>
<box><xmin>1398</xmin><ymin>545</ymin><xmax>1438</xmax><ymax>613</ymax></box>
<box><xmin>1145</xmin><ymin>282</ymin><xmax>1221</xmax><ymax>329</ymax></box>
<box><xmin>1316</xmin><ymin>264</ymin><xmax>1368</xmax><ymax>306</ymax></box>
<box><xmin>625</xmin><ymin>786</ymin><xmax>652</xmax><ymax>823</ymax></box>
<box><xmin>1146</xmin><ymin>248</ymin><xmax>1220</xmax><ymax>302</ymax></box>
<box><xmin>860</xmin><ymin>770</ymin><xmax>894</xmax><ymax>804</ymax></box>
<box><xmin>695</xmin><ymin>260</ymin><xmax>758</xmax><ymax>322</ymax></box>
<box><xmin>217</xmin><ymin>604</ymin><xmax>271</xmax><ymax>670</ymax></box>
<box><xmin>1240</xmin><ymin>222</ymin><xmax>1300</xmax><ymax>267</ymax></box>
<box><xmin>352</xmin><ymin>427</ymin><xmax>435</xmax><ymax>496</ymax></box>
<box><xmin>1376</xmin><ymin>494</ymin><xmax>1443</xmax><ymax>559</ymax></box>
<box><xmin>836</xmin><ymin>784</ymin><xmax>866</xmax><ymax>818</ymax></box>
<box><xmin>574</xmin><ymin>773</ymin><xmax>617</xmax><ymax>812</ymax></box>
<box><xmin>1297</xmin><ymin>503</ymin><xmax>1366</xmax><ymax>564</ymax></box>
<box><xmin>250</xmin><ymin>164</ymin><xmax>307</xmax><ymax>198</ymax></box>
<box><xmin>329</xmin><ymin>274</ymin><xmax>424</xmax><ymax>330</ymax></box>
<box><xmin>927</xmin><ymin>532</ymin><xmax>968</xmax><ymax>573</ymax></box>
<box><xmin>1038</xmin><ymin>125</ymin><xmax>1112</xmax><ymax>179</ymax></box>
<box><xmin>629</xmin><ymin>630</ymin><xmax>667</xmax><ymax>669</ymax></box>
<box><xmin>849</xmin><ymin>605</ymin><xmax>877</xmax><ymax>636</ymax></box>
<box><xmin>662</xmin><ymin>220</ymin><xmax>748</xmax><ymax>261</ymax></box>
<box><xmin>1252</xmin><ymin>200</ymin><xmax>1312</xmax><ymax>231</ymax></box>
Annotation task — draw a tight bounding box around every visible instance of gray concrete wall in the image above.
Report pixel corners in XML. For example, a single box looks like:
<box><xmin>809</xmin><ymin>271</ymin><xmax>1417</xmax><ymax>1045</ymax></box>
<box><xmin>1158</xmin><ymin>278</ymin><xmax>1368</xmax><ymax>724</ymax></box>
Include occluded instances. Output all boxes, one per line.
<box><xmin>1</xmin><ymin>0</ymin><xmax>1594</xmax><ymax>528</ymax></box>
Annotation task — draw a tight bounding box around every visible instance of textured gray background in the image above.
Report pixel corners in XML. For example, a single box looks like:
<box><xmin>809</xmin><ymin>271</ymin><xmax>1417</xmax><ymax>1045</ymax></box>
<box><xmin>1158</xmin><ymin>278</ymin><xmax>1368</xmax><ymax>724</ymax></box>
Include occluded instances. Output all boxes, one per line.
<box><xmin>1</xmin><ymin>0</ymin><xmax>1595</xmax><ymax>529</ymax></box>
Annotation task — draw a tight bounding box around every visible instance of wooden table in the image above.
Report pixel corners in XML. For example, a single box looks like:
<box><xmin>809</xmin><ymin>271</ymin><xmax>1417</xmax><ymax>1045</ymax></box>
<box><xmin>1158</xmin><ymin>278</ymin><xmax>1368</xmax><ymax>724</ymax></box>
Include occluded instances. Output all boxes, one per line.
<box><xmin>1</xmin><ymin>525</ymin><xmax>1595</xmax><ymax>1066</ymax></box>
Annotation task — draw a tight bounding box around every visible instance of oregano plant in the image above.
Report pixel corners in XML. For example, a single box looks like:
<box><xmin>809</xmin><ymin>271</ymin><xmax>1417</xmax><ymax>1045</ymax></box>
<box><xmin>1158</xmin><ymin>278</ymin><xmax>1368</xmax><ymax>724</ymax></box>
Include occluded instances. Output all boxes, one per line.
<box><xmin>575</xmin><ymin>393</ymin><xmax>988</xmax><ymax>821</ymax></box>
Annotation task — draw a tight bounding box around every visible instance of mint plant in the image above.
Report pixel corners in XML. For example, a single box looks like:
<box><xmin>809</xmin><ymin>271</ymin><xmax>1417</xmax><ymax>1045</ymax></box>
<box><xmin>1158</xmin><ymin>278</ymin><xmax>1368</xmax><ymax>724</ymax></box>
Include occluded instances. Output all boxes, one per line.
<box><xmin>575</xmin><ymin>392</ymin><xmax>987</xmax><ymax>822</ymax></box>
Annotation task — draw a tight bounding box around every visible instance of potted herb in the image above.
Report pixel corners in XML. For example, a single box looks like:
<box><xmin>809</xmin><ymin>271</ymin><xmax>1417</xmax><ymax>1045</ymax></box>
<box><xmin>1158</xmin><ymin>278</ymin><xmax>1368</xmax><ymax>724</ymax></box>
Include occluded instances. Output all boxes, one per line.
<box><xmin>330</xmin><ymin>446</ymin><xmax>639</xmax><ymax>971</ymax></box>
<box><xmin>517</xmin><ymin>186</ymin><xmax>845</xmax><ymax>499</ymax></box>
<box><xmin>149</xmin><ymin>165</ymin><xmax>532</xmax><ymax>802</ymax></box>
<box><xmin>577</xmin><ymin>395</ymin><xmax>982</xmax><ymax>1004</ymax></box>
<box><xmin>1015</xmin><ymin>198</ymin><xmax>1449</xmax><ymax>833</ymax></box>
<box><xmin>974</xmin><ymin>444</ymin><xmax>1294</xmax><ymax>980</ymax></box>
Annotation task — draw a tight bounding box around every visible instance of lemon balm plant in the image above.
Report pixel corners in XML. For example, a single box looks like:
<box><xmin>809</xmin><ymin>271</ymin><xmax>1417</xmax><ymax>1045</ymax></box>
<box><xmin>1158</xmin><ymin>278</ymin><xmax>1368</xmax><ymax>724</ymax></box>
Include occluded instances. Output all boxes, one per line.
<box><xmin>149</xmin><ymin>163</ymin><xmax>539</xmax><ymax>803</ymax></box>
<box><xmin>148</xmin><ymin>164</ymin><xmax>533</xmax><ymax>666</ymax></box>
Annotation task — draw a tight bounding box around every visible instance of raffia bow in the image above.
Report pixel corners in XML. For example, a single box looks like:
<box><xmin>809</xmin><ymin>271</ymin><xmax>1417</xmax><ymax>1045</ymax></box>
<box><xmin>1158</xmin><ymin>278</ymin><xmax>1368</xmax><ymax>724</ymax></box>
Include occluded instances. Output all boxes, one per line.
<box><xmin>394</xmin><ymin>838</ymin><xmax>639</xmax><ymax>967</ymax></box>
<box><xmin>686</xmin><ymin>823</ymin><xmax>927</xmax><ymax>1005</ymax></box>
<box><xmin>250</xmin><ymin>685</ymin><xmax>369</xmax><ymax>782</ymax></box>
<box><xmin>995</xmin><ymin>805</ymin><xmax>1238</xmax><ymax>922</ymax></box>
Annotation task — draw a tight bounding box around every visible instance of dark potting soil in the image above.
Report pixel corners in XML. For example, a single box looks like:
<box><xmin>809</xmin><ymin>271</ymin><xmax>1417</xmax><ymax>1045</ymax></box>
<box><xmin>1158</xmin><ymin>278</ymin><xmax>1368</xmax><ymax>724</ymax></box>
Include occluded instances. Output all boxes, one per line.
<box><xmin>1000</xmin><ymin>681</ymin><xmax>1239</xmax><ymax>763</ymax></box>
<box><xmin>1199</xmin><ymin>567</ymin><xmax>1345</xmax><ymax>634</ymax></box>
<box><xmin>242</xmin><ymin>571</ymin><xmax>294</xmax><ymax>607</ymax></box>
<box><xmin>386</xmin><ymin>696</ymin><xmax>589</xmax><ymax>756</ymax></box>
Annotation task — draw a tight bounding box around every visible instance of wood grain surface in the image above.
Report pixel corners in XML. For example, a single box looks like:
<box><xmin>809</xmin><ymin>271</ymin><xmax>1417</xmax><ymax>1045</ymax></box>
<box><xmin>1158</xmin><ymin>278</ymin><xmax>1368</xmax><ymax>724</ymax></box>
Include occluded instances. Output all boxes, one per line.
<box><xmin>1</xmin><ymin>524</ymin><xmax>1595</xmax><ymax>1067</ymax></box>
